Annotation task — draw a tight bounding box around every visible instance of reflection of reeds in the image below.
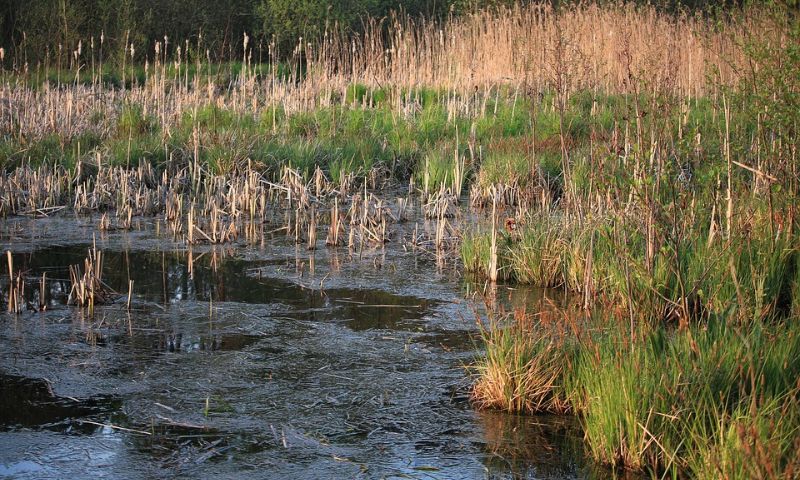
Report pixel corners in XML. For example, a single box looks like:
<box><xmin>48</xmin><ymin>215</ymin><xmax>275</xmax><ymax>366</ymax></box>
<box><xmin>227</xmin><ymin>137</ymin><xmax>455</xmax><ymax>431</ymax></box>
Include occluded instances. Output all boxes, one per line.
<box><xmin>477</xmin><ymin>410</ymin><xmax>586</xmax><ymax>478</ymax></box>
<box><xmin>126</xmin><ymin>280</ymin><xmax>134</xmax><ymax>311</ymax></box>
<box><xmin>39</xmin><ymin>273</ymin><xmax>47</xmax><ymax>311</ymax></box>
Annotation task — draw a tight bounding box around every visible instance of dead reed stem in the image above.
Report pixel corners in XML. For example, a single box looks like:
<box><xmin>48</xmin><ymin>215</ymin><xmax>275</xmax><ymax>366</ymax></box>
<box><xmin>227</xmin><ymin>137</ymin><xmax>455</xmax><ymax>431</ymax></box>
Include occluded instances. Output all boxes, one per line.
<box><xmin>489</xmin><ymin>193</ymin><xmax>499</xmax><ymax>283</ymax></box>
<box><xmin>6</xmin><ymin>250</ymin><xmax>19</xmax><ymax>314</ymax></box>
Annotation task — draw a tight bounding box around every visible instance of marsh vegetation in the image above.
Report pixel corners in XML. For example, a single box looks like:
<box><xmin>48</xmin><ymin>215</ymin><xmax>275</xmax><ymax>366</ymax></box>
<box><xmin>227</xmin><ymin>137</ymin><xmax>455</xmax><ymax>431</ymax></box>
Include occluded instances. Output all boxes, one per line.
<box><xmin>1</xmin><ymin>1</ymin><xmax>798</xmax><ymax>478</ymax></box>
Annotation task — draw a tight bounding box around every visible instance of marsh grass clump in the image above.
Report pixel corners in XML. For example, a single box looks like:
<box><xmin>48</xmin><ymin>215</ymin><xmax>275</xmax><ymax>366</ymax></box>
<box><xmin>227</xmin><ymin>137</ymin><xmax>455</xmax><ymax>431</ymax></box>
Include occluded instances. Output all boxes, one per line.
<box><xmin>419</xmin><ymin>150</ymin><xmax>451</xmax><ymax>196</ymax></box>
<box><xmin>473</xmin><ymin>306</ymin><xmax>800</xmax><ymax>478</ymax></box>
<box><xmin>461</xmin><ymin>228</ymin><xmax>500</xmax><ymax>279</ymax></box>
<box><xmin>465</xmin><ymin>210</ymin><xmax>799</xmax><ymax>326</ymax></box>
<box><xmin>687</xmin><ymin>392</ymin><xmax>800</xmax><ymax>480</ymax></box>
<box><xmin>472</xmin><ymin>308</ymin><xmax>575</xmax><ymax>414</ymax></box>
<box><xmin>574</xmin><ymin>320</ymin><xmax>800</xmax><ymax>474</ymax></box>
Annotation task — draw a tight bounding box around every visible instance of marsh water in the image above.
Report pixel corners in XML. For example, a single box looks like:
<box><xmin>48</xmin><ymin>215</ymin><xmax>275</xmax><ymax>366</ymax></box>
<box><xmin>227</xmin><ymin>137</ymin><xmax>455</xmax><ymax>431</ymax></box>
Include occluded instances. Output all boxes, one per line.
<box><xmin>0</xmin><ymin>216</ymin><xmax>606</xmax><ymax>479</ymax></box>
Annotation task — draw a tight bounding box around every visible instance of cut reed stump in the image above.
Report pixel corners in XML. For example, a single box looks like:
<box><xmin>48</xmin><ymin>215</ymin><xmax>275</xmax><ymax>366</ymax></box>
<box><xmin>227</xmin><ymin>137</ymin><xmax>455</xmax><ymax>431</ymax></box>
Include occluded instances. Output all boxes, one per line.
<box><xmin>68</xmin><ymin>246</ymin><xmax>115</xmax><ymax>312</ymax></box>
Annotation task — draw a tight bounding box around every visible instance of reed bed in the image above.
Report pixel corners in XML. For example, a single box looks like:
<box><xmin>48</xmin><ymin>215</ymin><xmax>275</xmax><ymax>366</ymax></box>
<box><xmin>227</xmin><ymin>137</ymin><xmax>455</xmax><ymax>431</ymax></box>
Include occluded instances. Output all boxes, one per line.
<box><xmin>0</xmin><ymin>4</ymin><xmax>770</xmax><ymax>147</ymax></box>
<box><xmin>456</xmin><ymin>6</ymin><xmax>797</xmax><ymax>479</ymax></box>
<box><xmin>0</xmin><ymin>2</ymin><xmax>796</xmax><ymax>477</ymax></box>
<box><xmin>325</xmin><ymin>3</ymin><xmax>751</xmax><ymax>96</ymax></box>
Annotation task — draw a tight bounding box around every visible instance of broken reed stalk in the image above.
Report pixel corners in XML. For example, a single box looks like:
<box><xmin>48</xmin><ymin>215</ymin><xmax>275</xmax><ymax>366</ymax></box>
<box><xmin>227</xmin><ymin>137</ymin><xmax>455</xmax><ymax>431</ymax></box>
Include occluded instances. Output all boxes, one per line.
<box><xmin>6</xmin><ymin>250</ymin><xmax>20</xmax><ymax>313</ymax></box>
<box><xmin>326</xmin><ymin>197</ymin><xmax>343</xmax><ymax>246</ymax></box>
<box><xmin>453</xmin><ymin>150</ymin><xmax>465</xmax><ymax>200</ymax></box>
<box><xmin>121</xmin><ymin>205</ymin><xmax>133</xmax><ymax>230</ymax></box>
<box><xmin>397</xmin><ymin>197</ymin><xmax>409</xmax><ymax>222</ymax></box>
<box><xmin>99</xmin><ymin>213</ymin><xmax>110</xmax><ymax>231</ymax></box>
<box><xmin>68</xmin><ymin>245</ymin><xmax>111</xmax><ymax>313</ymax></box>
<box><xmin>308</xmin><ymin>206</ymin><xmax>317</xmax><ymax>250</ymax></box>
<box><xmin>188</xmin><ymin>204</ymin><xmax>195</xmax><ymax>244</ymax></box>
<box><xmin>489</xmin><ymin>193</ymin><xmax>499</xmax><ymax>283</ymax></box>
<box><xmin>436</xmin><ymin>211</ymin><xmax>447</xmax><ymax>251</ymax></box>
<box><xmin>295</xmin><ymin>206</ymin><xmax>302</xmax><ymax>244</ymax></box>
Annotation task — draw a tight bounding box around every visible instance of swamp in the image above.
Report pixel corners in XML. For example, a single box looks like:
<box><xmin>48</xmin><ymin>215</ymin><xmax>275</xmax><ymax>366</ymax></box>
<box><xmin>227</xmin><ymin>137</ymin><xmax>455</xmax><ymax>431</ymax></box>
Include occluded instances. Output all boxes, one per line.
<box><xmin>0</xmin><ymin>1</ymin><xmax>799</xmax><ymax>478</ymax></box>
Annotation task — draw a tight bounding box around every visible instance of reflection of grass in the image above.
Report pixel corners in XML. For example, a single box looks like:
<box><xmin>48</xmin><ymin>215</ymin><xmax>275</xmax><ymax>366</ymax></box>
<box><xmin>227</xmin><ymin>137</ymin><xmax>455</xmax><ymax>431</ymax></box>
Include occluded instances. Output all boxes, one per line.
<box><xmin>477</xmin><ymin>410</ymin><xmax>603</xmax><ymax>479</ymax></box>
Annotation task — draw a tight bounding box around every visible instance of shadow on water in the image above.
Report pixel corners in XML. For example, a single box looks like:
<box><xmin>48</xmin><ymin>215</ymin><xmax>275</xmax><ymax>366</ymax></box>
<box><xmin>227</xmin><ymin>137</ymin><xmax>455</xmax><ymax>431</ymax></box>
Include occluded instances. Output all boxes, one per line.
<box><xmin>0</xmin><ymin>223</ymin><xmax>628</xmax><ymax>479</ymax></box>
<box><xmin>8</xmin><ymin>245</ymin><xmax>438</xmax><ymax>332</ymax></box>
<box><xmin>0</xmin><ymin>373</ymin><xmax>120</xmax><ymax>432</ymax></box>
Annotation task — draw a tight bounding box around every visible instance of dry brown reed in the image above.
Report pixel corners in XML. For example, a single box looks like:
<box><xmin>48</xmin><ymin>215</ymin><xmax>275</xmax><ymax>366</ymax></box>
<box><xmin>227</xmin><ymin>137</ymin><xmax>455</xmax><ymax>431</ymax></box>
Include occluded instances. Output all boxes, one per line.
<box><xmin>0</xmin><ymin>4</ymin><xmax>762</xmax><ymax>146</ymax></box>
<box><xmin>315</xmin><ymin>3</ymin><xmax>749</xmax><ymax>96</ymax></box>
<box><xmin>0</xmin><ymin>156</ymin><xmax>429</xmax><ymax>255</ymax></box>
<box><xmin>68</xmin><ymin>243</ymin><xmax>113</xmax><ymax>312</ymax></box>
<box><xmin>472</xmin><ymin>306</ymin><xmax>572</xmax><ymax>414</ymax></box>
<box><xmin>325</xmin><ymin>197</ymin><xmax>344</xmax><ymax>246</ymax></box>
<box><xmin>6</xmin><ymin>251</ymin><xmax>22</xmax><ymax>314</ymax></box>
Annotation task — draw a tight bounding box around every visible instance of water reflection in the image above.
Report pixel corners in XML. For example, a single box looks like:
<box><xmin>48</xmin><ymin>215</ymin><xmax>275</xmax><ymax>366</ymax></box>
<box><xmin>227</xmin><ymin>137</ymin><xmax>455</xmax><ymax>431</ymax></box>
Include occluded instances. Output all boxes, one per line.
<box><xmin>0</xmin><ymin>373</ymin><xmax>120</xmax><ymax>432</ymax></box>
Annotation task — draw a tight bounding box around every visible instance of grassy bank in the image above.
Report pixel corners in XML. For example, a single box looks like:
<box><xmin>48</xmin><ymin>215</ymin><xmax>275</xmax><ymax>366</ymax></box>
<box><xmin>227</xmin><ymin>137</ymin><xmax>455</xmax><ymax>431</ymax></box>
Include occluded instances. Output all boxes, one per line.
<box><xmin>0</xmin><ymin>84</ymin><xmax>601</xmax><ymax>187</ymax></box>
<box><xmin>454</xmin><ymin>4</ymin><xmax>798</xmax><ymax>479</ymax></box>
<box><xmin>473</xmin><ymin>309</ymin><xmax>800</xmax><ymax>478</ymax></box>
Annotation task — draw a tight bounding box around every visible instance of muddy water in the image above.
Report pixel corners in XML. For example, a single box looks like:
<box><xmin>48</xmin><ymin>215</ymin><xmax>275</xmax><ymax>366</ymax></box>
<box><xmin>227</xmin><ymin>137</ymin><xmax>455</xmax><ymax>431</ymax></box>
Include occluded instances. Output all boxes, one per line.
<box><xmin>1</xmin><ymin>217</ymin><xmax>606</xmax><ymax>479</ymax></box>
